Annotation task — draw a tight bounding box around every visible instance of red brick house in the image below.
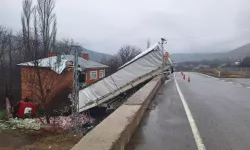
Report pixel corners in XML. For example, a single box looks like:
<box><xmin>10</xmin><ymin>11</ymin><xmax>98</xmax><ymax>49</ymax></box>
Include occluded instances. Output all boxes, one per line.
<box><xmin>18</xmin><ymin>53</ymin><xmax>109</xmax><ymax>104</ymax></box>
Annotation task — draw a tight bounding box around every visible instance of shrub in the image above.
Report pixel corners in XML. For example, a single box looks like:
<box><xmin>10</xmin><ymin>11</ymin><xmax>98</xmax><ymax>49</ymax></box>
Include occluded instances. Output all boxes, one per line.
<box><xmin>0</xmin><ymin>109</ymin><xmax>6</xmax><ymax>120</ymax></box>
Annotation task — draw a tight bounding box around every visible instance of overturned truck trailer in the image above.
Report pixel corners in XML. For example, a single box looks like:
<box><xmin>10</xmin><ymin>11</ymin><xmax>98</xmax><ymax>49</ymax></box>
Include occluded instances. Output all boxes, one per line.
<box><xmin>78</xmin><ymin>43</ymin><xmax>173</xmax><ymax>112</ymax></box>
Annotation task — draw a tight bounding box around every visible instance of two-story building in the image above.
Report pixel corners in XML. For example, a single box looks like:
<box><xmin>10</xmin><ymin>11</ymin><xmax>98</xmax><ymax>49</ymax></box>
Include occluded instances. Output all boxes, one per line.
<box><xmin>18</xmin><ymin>53</ymin><xmax>109</xmax><ymax>104</ymax></box>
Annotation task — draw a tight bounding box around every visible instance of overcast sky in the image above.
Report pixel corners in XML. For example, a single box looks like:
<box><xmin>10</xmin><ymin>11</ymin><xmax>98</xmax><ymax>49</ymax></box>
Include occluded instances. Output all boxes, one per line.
<box><xmin>1</xmin><ymin>0</ymin><xmax>250</xmax><ymax>54</ymax></box>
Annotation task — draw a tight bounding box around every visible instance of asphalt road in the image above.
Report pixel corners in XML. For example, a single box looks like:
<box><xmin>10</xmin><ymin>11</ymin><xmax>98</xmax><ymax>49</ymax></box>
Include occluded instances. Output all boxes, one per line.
<box><xmin>126</xmin><ymin>72</ymin><xmax>250</xmax><ymax>150</ymax></box>
<box><xmin>223</xmin><ymin>78</ymin><xmax>250</xmax><ymax>88</ymax></box>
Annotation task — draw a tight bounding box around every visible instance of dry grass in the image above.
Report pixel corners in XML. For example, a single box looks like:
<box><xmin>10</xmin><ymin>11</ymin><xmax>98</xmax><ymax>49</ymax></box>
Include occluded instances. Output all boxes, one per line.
<box><xmin>198</xmin><ymin>69</ymin><xmax>250</xmax><ymax>78</ymax></box>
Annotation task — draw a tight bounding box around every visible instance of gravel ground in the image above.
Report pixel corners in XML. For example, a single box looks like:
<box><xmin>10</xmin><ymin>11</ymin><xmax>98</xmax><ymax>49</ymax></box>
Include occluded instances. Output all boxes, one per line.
<box><xmin>0</xmin><ymin>129</ymin><xmax>82</xmax><ymax>150</ymax></box>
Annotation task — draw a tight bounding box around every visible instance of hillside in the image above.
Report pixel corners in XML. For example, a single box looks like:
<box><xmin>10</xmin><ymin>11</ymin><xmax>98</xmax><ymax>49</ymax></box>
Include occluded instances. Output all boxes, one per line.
<box><xmin>170</xmin><ymin>53</ymin><xmax>221</xmax><ymax>62</ymax></box>
<box><xmin>226</xmin><ymin>43</ymin><xmax>250</xmax><ymax>59</ymax></box>
<box><xmin>78</xmin><ymin>47</ymin><xmax>113</xmax><ymax>62</ymax></box>
<box><xmin>170</xmin><ymin>43</ymin><xmax>250</xmax><ymax>62</ymax></box>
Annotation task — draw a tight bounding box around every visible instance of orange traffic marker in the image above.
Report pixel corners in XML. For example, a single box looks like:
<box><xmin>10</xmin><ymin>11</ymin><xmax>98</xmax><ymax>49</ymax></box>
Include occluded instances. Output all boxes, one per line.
<box><xmin>188</xmin><ymin>76</ymin><xmax>190</xmax><ymax>82</ymax></box>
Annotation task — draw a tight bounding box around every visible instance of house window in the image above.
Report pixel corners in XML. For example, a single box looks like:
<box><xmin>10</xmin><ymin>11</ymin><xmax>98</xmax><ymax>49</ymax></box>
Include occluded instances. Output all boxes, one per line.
<box><xmin>79</xmin><ymin>72</ymin><xmax>86</xmax><ymax>83</ymax></box>
<box><xmin>99</xmin><ymin>70</ymin><xmax>104</xmax><ymax>78</ymax></box>
<box><xmin>90</xmin><ymin>71</ymin><xmax>97</xmax><ymax>80</ymax></box>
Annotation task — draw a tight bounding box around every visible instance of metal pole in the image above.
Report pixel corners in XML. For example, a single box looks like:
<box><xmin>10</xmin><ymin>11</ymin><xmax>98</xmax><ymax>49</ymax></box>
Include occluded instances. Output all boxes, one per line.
<box><xmin>71</xmin><ymin>46</ymin><xmax>80</xmax><ymax>132</ymax></box>
<box><xmin>161</xmin><ymin>38</ymin><xmax>167</xmax><ymax>72</ymax></box>
<box><xmin>161</xmin><ymin>41</ymin><xmax>164</xmax><ymax>70</ymax></box>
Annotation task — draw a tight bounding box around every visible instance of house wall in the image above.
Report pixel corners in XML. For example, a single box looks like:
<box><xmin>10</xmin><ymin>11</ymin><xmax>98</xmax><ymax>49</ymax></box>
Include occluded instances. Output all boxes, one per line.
<box><xmin>21</xmin><ymin>66</ymin><xmax>106</xmax><ymax>104</ymax></box>
<box><xmin>86</xmin><ymin>68</ymin><xmax>105</xmax><ymax>85</ymax></box>
<box><xmin>21</xmin><ymin>66</ymin><xmax>73</xmax><ymax>104</ymax></box>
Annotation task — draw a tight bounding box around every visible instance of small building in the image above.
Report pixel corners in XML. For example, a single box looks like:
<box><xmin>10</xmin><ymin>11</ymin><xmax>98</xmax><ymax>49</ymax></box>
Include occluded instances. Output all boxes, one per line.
<box><xmin>235</xmin><ymin>60</ymin><xmax>241</xmax><ymax>66</ymax></box>
<box><xmin>17</xmin><ymin>53</ymin><xmax>109</xmax><ymax>104</ymax></box>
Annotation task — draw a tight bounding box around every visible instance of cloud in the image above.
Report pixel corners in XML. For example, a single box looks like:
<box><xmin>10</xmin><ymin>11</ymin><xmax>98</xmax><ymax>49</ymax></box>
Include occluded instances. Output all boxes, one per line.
<box><xmin>1</xmin><ymin>0</ymin><xmax>250</xmax><ymax>54</ymax></box>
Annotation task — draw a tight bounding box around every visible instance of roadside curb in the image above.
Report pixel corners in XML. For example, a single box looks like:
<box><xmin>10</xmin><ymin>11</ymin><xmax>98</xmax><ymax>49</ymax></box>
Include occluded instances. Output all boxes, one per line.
<box><xmin>71</xmin><ymin>75</ymin><xmax>164</xmax><ymax>150</ymax></box>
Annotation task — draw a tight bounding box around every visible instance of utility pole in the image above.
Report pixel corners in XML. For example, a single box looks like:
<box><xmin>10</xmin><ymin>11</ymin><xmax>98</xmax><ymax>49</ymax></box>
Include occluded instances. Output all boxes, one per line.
<box><xmin>161</xmin><ymin>38</ymin><xmax>167</xmax><ymax>72</ymax></box>
<box><xmin>71</xmin><ymin>45</ymin><xmax>80</xmax><ymax>132</ymax></box>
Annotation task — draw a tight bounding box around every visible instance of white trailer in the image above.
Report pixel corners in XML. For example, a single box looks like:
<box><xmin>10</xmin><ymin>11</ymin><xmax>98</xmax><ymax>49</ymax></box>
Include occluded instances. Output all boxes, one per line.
<box><xmin>78</xmin><ymin>43</ymin><xmax>173</xmax><ymax>112</ymax></box>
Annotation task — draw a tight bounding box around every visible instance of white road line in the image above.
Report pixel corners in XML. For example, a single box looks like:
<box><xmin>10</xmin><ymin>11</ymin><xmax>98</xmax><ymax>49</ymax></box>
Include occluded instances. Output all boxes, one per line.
<box><xmin>236</xmin><ymin>84</ymin><xmax>243</xmax><ymax>87</ymax></box>
<box><xmin>174</xmin><ymin>75</ymin><xmax>207</xmax><ymax>150</ymax></box>
<box><xmin>196</xmin><ymin>72</ymin><xmax>219</xmax><ymax>80</ymax></box>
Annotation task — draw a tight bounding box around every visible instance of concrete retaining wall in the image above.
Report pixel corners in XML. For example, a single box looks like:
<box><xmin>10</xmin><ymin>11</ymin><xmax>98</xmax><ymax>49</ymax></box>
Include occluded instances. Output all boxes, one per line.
<box><xmin>71</xmin><ymin>75</ymin><xmax>164</xmax><ymax>150</ymax></box>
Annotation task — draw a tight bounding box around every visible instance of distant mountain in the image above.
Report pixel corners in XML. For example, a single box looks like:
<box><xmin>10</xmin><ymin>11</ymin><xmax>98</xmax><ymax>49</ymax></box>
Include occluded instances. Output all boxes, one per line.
<box><xmin>226</xmin><ymin>43</ymin><xmax>250</xmax><ymax>59</ymax></box>
<box><xmin>170</xmin><ymin>53</ymin><xmax>221</xmax><ymax>62</ymax></box>
<box><xmin>78</xmin><ymin>47</ymin><xmax>113</xmax><ymax>63</ymax></box>
<box><xmin>170</xmin><ymin>43</ymin><xmax>250</xmax><ymax>62</ymax></box>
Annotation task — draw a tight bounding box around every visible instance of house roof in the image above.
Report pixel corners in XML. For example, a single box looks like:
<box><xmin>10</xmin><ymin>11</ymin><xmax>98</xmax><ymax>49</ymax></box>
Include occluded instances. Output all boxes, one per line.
<box><xmin>17</xmin><ymin>55</ymin><xmax>109</xmax><ymax>74</ymax></box>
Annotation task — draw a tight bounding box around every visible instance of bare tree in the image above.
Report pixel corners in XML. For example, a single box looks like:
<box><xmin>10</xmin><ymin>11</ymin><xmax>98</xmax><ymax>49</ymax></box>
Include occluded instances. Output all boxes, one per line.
<box><xmin>37</xmin><ymin>0</ymin><xmax>57</xmax><ymax>55</ymax></box>
<box><xmin>6</xmin><ymin>30</ymin><xmax>14</xmax><ymax>96</ymax></box>
<box><xmin>117</xmin><ymin>45</ymin><xmax>142</xmax><ymax>65</ymax></box>
<box><xmin>102</xmin><ymin>45</ymin><xmax>142</xmax><ymax>74</ymax></box>
<box><xmin>56</xmin><ymin>38</ymin><xmax>76</xmax><ymax>54</ymax></box>
<box><xmin>0</xmin><ymin>26</ymin><xmax>7</xmax><ymax>106</ymax></box>
<box><xmin>101</xmin><ymin>55</ymin><xmax>121</xmax><ymax>74</ymax></box>
<box><xmin>20</xmin><ymin>0</ymin><xmax>57</xmax><ymax>123</ymax></box>
<box><xmin>0</xmin><ymin>26</ymin><xmax>9</xmax><ymax>65</ymax></box>
<box><xmin>0</xmin><ymin>25</ymin><xmax>22</xmax><ymax>110</ymax></box>
<box><xmin>0</xmin><ymin>26</ymin><xmax>11</xmax><ymax>98</ymax></box>
<box><xmin>21</xmin><ymin>0</ymin><xmax>33</xmax><ymax>61</ymax></box>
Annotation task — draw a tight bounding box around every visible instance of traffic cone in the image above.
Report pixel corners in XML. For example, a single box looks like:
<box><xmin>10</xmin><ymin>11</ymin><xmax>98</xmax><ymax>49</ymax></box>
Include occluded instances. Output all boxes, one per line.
<box><xmin>188</xmin><ymin>76</ymin><xmax>190</xmax><ymax>82</ymax></box>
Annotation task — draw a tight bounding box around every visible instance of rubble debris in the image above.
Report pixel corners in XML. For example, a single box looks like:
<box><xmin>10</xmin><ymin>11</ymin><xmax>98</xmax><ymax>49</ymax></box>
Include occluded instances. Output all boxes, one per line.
<box><xmin>0</xmin><ymin>122</ymin><xmax>9</xmax><ymax>129</ymax></box>
<box><xmin>0</xmin><ymin>118</ymin><xmax>40</xmax><ymax>130</ymax></box>
<box><xmin>0</xmin><ymin>114</ymin><xmax>94</xmax><ymax>132</ymax></box>
<box><xmin>37</xmin><ymin>114</ymin><xmax>94</xmax><ymax>131</ymax></box>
